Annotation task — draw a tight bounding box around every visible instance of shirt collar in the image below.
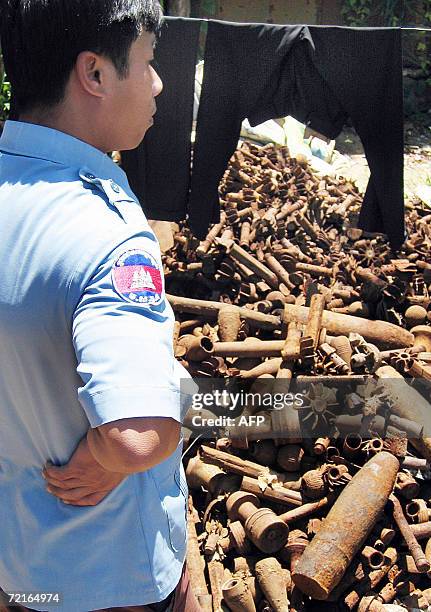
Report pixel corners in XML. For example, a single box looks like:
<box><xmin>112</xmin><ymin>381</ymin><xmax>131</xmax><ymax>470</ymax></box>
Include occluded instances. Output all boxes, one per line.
<box><xmin>0</xmin><ymin>120</ymin><xmax>128</xmax><ymax>185</ymax></box>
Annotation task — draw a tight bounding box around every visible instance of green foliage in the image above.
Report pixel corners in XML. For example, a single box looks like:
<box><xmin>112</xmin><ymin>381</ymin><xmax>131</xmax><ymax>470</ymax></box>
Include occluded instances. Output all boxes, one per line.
<box><xmin>341</xmin><ymin>0</ymin><xmax>404</xmax><ymax>26</ymax></box>
<box><xmin>416</xmin><ymin>29</ymin><xmax>431</xmax><ymax>86</ymax></box>
<box><xmin>341</xmin><ymin>0</ymin><xmax>431</xmax><ymax>85</ymax></box>
<box><xmin>341</xmin><ymin>0</ymin><xmax>372</xmax><ymax>26</ymax></box>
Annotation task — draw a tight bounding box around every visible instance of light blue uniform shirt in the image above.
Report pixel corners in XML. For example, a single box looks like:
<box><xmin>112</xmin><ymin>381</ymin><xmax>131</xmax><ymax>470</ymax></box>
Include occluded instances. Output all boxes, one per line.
<box><xmin>0</xmin><ymin>121</ymin><xmax>191</xmax><ymax>611</ymax></box>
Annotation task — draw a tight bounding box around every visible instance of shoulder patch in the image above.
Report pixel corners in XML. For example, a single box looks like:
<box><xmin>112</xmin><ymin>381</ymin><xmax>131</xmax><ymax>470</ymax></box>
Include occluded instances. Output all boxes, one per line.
<box><xmin>112</xmin><ymin>249</ymin><xmax>164</xmax><ymax>306</ymax></box>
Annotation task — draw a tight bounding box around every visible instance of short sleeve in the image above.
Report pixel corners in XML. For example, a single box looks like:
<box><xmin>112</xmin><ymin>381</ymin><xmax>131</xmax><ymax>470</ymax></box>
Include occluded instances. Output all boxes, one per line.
<box><xmin>72</xmin><ymin>234</ymin><xmax>189</xmax><ymax>427</ymax></box>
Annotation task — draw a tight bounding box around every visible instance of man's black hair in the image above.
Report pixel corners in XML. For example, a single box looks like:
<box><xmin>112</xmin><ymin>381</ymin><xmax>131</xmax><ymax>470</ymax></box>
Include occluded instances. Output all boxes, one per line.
<box><xmin>0</xmin><ymin>0</ymin><xmax>163</xmax><ymax>115</ymax></box>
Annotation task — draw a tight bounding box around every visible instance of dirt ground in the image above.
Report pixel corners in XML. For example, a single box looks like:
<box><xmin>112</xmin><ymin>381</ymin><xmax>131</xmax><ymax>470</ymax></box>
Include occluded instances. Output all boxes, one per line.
<box><xmin>333</xmin><ymin>113</ymin><xmax>431</xmax><ymax>201</ymax></box>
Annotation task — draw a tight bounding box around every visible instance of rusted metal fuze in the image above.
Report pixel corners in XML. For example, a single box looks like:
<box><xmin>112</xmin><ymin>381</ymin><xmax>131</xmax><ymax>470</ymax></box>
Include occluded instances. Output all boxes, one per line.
<box><xmin>226</xmin><ymin>491</ymin><xmax>289</xmax><ymax>554</ymax></box>
<box><xmin>292</xmin><ymin>452</ymin><xmax>400</xmax><ymax>600</ymax></box>
<box><xmin>222</xmin><ymin>576</ymin><xmax>257</xmax><ymax>612</ymax></box>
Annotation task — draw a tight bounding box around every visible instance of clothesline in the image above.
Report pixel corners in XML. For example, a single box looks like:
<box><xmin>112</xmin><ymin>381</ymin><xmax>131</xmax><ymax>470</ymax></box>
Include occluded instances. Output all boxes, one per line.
<box><xmin>401</xmin><ymin>26</ymin><xmax>431</xmax><ymax>31</ymax></box>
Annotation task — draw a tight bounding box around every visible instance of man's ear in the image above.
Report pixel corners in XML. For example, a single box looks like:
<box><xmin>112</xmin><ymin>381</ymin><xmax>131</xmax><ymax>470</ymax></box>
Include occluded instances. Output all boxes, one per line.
<box><xmin>74</xmin><ymin>51</ymin><xmax>109</xmax><ymax>99</ymax></box>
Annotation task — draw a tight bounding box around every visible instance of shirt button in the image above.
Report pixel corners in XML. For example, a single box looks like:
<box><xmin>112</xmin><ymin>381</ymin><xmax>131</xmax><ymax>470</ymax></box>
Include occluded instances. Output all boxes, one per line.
<box><xmin>110</xmin><ymin>180</ymin><xmax>120</xmax><ymax>193</ymax></box>
<box><xmin>85</xmin><ymin>172</ymin><xmax>96</xmax><ymax>180</ymax></box>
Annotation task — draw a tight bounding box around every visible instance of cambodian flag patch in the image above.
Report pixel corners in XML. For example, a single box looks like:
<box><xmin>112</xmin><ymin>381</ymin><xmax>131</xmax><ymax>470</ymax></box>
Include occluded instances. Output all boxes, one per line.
<box><xmin>112</xmin><ymin>249</ymin><xmax>164</xmax><ymax>306</ymax></box>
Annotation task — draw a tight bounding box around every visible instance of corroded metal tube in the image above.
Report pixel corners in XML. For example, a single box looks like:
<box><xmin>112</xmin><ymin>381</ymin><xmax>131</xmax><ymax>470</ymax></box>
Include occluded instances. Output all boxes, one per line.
<box><xmin>212</xmin><ymin>340</ymin><xmax>295</xmax><ymax>358</ymax></box>
<box><xmin>292</xmin><ymin>452</ymin><xmax>399</xmax><ymax>600</ymax></box>
<box><xmin>167</xmin><ymin>294</ymin><xmax>280</xmax><ymax>330</ymax></box>
<box><xmin>283</xmin><ymin>304</ymin><xmax>413</xmax><ymax>350</ymax></box>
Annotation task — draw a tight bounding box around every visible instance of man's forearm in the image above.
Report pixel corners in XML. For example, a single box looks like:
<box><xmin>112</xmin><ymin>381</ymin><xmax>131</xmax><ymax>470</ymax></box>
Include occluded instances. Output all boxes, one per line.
<box><xmin>86</xmin><ymin>418</ymin><xmax>181</xmax><ymax>474</ymax></box>
<box><xmin>86</xmin><ymin>427</ymin><xmax>136</xmax><ymax>474</ymax></box>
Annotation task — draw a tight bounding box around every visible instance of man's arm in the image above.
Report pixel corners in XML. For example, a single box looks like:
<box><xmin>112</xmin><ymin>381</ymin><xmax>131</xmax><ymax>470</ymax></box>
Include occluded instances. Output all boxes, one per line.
<box><xmin>87</xmin><ymin>416</ymin><xmax>181</xmax><ymax>473</ymax></box>
<box><xmin>43</xmin><ymin>416</ymin><xmax>181</xmax><ymax>505</ymax></box>
<box><xmin>45</xmin><ymin>235</ymin><xmax>187</xmax><ymax>505</ymax></box>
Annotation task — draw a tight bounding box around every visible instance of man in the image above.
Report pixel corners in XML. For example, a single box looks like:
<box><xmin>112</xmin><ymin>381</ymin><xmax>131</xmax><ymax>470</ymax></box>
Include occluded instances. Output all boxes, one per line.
<box><xmin>0</xmin><ymin>1</ymin><xmax>199</xmax><ymax>610</ymax></box>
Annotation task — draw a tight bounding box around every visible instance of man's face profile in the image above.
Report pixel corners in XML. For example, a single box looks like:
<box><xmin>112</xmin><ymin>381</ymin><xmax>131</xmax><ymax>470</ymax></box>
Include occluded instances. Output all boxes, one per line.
<box><xmin>103</xmin><ymin>31</ymin><xmax>163</xmax><ymax>151</ymax></box>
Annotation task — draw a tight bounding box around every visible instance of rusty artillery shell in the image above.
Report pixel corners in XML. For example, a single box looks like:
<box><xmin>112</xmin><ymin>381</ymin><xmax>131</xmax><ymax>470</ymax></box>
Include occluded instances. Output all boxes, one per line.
<box><xmin>281</xmin><ymin>322</ymin><xmax>301</xmax><ymax>362</ymax></box>
<box><xmin>222</xmin><ymin>577</ymin><xmax>257</xmax><ymax>612</ymax></box>
<box><xmin>255</xmin><ymin>557</ymin><xmax>290</xmax><ymax>612</ymax></box>
<box><xmin>177</xmin><ymin>334</ymin><xmax>214</xmax><ymax>361</ymax></box>
<box><xmin>405</xmin><ymin>305</ymin><xmax>428</xmax><ymax>328</ymax></box>
<box><xmin>264</xmin><ymin>253</ymin><xmax>295</xmax><ymax>290</ymax></box>
<box><xmin>217</xmin><ymin>305</ymin><xmax>242</xmax><ymax>342</ymax></box>
<box><xmin>227</xmin><ymin>241</ymin><xmax>279</xmax><ymax>289</ymax></box>
<box><xmin>226</xmin><ymin>491</ymin><xmax>289</xmax><ymax>553</ymax></box>
<box><xmin>279</xmin><ymin>496</ymin><xmax>330</xmax><ymax>525</ymax></box>
<box><xmin>284</xmin><ymin>304</ymin><xmax>414</xmax><ymax>350</ymax></box>
<box><xmin>207</xmin><ymin>558</ymin><xmax>224</xmax><ymax>612</ymax></box>
<box><xmin>196</xmin><ymin>212</ymin><xmax>226</xmax><ymax>256</ymax></box>
<box><xmin>305</xmin><ymin>293</ymin><xmax>326</xmax><ymax>349</ymax></box>
<box><xmin>411</xmin><ymin>324</ymin><xmax>431</xmax><ymax>351</ymax></box>
<box><xmin>292</xmin><ymin>452</ymin><xmax>399</xmax><ymax>600</ymax></box>
<box><xmin>186</xmin><ymin>455</ymin><xmax>240</xmax><ymax>495</ymax></box>
<box><xmin>240</xmin><ymin>357</ymin><xmax>283</xmax><ymax>378</ymax></box>
<box><xmin>233</xmin><ymin>557</ymin><xmax>262</xmax><ymax>604</ymax></box>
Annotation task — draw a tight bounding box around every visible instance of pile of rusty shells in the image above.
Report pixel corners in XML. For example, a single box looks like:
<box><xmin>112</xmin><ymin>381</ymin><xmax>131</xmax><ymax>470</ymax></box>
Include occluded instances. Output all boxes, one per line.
<box><xmin>185</xmin><ymin>439</ymin><xmax>431</xmax><ymax>612</ymax></box>
<box><xmin>162</xmin><ymin>141</ymin><xmax>431</xmax><ymax>610</ymax></box>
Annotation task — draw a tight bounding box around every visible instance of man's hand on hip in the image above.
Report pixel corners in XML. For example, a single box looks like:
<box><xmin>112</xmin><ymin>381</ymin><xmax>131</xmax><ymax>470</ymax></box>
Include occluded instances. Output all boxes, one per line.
<box><xmin>42</xmin><ymin>435</ymin><xmax>126</xmax><ymax>506</ymax></box>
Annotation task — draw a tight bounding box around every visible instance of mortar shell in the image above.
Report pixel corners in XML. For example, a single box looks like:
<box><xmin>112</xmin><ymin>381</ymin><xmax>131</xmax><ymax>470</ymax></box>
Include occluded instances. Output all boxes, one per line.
<box><xmin>222</xmin><ymin>577</ymin><xmax>257</xmax><ymax>612</ymax></box>
<box><xmin>255</xmin><ymin>557</ymin><xmax>290</xmax><ymax>612</ymax></box>
<box><xmin>218</xmin><ymin>306</ymin><xmax>242</xmax><ymax>342</ymax></box>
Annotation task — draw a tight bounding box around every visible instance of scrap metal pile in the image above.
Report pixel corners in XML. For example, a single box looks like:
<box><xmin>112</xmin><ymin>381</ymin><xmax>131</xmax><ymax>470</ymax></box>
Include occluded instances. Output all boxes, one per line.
<box><xmin>162</xmin><ymin>141</ymin><xmax>431</xmax><ymax>611</ymax></box>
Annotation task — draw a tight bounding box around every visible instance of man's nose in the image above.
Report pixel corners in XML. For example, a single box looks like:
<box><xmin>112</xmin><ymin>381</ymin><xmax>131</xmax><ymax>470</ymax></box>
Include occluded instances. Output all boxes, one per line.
<box><xmin>151</xmin><ymin>66</ymin><xmax>163</xmax><ymax>97</ymax></box>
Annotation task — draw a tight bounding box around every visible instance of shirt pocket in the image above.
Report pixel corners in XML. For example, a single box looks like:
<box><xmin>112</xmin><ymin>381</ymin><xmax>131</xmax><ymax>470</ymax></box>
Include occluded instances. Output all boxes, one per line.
<box><xmin>150</xmin><ymin>440</ymin><xmax>187</xmax><ymax>554</ymax></box>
